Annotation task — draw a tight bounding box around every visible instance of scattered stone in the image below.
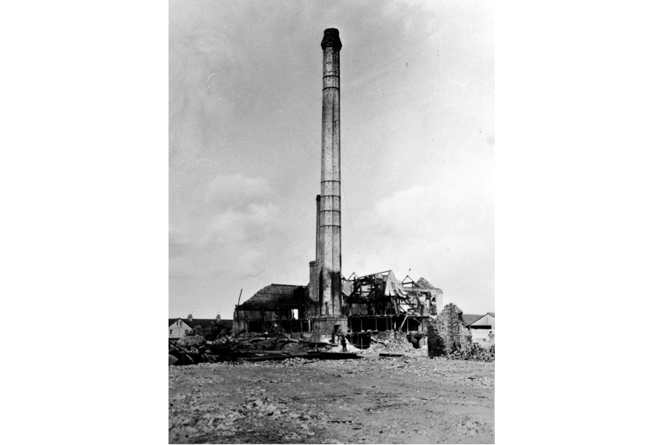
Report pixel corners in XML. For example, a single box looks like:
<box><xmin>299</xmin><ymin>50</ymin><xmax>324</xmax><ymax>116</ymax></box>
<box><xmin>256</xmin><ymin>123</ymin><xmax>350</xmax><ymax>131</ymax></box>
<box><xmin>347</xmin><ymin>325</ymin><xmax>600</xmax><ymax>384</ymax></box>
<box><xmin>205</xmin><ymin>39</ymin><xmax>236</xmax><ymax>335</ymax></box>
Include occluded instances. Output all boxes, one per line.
<box><xmin>170</xmin><ymin>353</ymin><xmax>494</xmax><ymax>443</ymax></box>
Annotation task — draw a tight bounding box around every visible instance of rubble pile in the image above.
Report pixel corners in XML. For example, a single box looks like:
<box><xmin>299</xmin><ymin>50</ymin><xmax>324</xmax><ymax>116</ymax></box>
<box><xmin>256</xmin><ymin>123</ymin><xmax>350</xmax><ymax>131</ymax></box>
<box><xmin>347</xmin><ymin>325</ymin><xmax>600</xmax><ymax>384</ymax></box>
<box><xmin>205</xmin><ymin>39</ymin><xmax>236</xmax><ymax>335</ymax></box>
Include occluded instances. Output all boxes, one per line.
<box><xmin>177</xmin><ymin>335</ymin><xmax>206</xmax><ymax>348</ymax></box>
<box><xmin>218</xmin><ymin>333</ymin><xmax>304</xmax><ymax>351</ymax></box>
<box><xmin>170</xmin><ymin>343</ymin><xmax>205</xmax><ymax>366</ymax></box>
<box><xmin>427</xmin><ymin>304</ymin><xmax>472</xmax><ymax>357</ymax></box>
<box><xmin>171</xmin><ymin>330</ymin><xmax>355</xmax><ymax>366</ymax></box>
<box><xmin>360</xmin><ymin>332</ymin><xmax>425</xmax><ymax>356</ymax></box>
<box><xmin>446</xmin><ymin>343</ymin><xmax>495</xmax><ymax>362</ymax></box>
<box><xmin>280</xmin><ymin>341</ymin><xmax>314</xmax><ymax>353</ymax></box>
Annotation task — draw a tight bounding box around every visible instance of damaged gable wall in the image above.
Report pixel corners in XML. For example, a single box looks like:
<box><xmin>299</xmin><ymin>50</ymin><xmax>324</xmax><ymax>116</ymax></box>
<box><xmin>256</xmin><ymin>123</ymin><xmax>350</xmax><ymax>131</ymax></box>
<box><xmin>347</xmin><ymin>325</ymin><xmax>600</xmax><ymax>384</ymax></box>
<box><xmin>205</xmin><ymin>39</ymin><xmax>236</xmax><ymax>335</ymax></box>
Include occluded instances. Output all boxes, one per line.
<box><xmin>427</xmin><ymin>303</ymin><xmax>472</xmax><ymax>357</ymax></box>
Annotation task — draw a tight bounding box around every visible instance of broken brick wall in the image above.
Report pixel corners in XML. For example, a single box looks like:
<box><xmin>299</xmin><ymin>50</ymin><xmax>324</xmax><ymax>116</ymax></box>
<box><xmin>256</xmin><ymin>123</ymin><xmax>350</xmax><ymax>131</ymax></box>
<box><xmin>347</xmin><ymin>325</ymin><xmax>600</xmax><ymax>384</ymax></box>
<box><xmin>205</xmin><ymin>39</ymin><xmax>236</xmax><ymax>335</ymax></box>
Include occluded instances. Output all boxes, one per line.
<box><xmin>427</xmin><ymin>303</ymin><xmax>472</xmax><ymax>357</ymax></box>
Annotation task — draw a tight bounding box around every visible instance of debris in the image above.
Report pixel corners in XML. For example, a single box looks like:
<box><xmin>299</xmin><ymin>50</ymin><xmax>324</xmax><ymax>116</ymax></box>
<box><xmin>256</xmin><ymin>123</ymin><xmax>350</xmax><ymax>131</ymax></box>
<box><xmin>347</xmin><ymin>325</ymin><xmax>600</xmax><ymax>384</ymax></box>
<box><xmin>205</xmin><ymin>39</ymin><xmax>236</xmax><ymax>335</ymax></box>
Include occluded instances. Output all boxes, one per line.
<box><xmin>177</xmin><ymin>334</ymin><xmax>206</xmax><ymax>348</ymax></box>
<box><xmin>170</xmin><ymin>356</ymin><xmax>494</xmax><ymax>443</ymax></box>
<box><xmin>361</xmin><ymin>332</ymin><xmax>424</xmax><ymax>356</ymax></box>
<box><xmin>243</xmin><ymin>352</ymin><xmax>360</xmax><ymax>362</ymax></box>
<box><xmin>370</xmin><ymin>336</ymin><xmax>388</xmax><ymax>345</ymax></box>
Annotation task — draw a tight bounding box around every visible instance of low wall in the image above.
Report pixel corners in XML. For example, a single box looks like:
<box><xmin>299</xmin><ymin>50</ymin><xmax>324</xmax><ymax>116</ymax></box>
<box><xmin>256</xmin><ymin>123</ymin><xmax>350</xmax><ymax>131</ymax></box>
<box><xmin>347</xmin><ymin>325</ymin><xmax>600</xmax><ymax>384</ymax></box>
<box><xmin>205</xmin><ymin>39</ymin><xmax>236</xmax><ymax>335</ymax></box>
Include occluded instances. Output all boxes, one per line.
<box><xmin>311</xmin><ymin>316</ymin><xmax>348</xmax><ymax>340</ymax></box>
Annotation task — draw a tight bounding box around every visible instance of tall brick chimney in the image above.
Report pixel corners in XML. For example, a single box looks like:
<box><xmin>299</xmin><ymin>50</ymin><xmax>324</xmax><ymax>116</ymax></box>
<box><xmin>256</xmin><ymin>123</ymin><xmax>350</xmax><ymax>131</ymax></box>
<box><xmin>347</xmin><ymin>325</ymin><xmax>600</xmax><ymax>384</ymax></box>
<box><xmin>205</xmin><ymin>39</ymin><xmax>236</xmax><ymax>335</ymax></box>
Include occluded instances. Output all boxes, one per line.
<box><xmin>318</xmin><ymin>28</ymin><xmax>343</xmax><ymax>316</ymax></box>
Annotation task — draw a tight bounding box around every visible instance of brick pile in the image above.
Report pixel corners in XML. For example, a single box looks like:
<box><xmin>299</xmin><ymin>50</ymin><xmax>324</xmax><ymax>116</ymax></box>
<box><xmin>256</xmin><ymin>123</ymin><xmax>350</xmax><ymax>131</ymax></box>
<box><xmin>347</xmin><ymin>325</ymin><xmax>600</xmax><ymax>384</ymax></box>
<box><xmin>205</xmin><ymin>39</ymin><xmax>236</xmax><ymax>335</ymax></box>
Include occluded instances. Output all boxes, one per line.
<box><xmin>427</xmin><ymin>303</ymin><xmax>472</xmax><ymax>357</ymax></box>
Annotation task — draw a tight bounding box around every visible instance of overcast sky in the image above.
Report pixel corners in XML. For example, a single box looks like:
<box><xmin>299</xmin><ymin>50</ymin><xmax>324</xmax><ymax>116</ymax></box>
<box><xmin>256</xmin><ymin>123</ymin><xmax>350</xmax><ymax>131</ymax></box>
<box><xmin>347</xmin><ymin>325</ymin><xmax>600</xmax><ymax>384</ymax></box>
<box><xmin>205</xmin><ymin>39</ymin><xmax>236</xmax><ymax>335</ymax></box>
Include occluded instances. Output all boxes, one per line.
<box><xmin>169</xmin><ymin>0</ymin><xmax>494</xmax><ymax>319</ymax></box>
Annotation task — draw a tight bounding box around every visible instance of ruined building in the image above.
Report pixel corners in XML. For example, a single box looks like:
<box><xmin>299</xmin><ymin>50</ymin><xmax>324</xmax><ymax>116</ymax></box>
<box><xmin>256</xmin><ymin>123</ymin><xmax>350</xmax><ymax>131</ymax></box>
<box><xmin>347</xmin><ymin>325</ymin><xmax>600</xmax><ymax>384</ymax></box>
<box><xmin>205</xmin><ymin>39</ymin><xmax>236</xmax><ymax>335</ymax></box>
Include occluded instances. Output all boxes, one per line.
<box><xmin>233</xmin><ymin>29</ymin><xmax>445</xmax><ymax>342</ymax></box>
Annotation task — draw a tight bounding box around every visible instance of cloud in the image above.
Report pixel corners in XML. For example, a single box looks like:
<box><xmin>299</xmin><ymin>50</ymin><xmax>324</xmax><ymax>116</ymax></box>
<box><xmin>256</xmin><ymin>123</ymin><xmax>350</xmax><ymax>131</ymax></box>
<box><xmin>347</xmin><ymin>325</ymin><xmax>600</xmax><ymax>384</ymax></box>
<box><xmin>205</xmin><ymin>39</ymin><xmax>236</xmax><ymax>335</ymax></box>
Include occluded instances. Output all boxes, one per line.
<box><xmin>203</xmin><ymin>203</ymin><xmax>279</xmax><ymax>246</ymax></box>
<box><xmin>171</xmin><ymin>173</ymin><xmax>276</xmax><ymax>273</ymax></box>
<box><xmin>205</xmin><ymin>173</ymin><xmax>270</xmax><ymax>208</ymax></box>
<box><xmin>344</xmin><ymin>168</ymin><xmax>494</xmax><ymax>311</ymax></box>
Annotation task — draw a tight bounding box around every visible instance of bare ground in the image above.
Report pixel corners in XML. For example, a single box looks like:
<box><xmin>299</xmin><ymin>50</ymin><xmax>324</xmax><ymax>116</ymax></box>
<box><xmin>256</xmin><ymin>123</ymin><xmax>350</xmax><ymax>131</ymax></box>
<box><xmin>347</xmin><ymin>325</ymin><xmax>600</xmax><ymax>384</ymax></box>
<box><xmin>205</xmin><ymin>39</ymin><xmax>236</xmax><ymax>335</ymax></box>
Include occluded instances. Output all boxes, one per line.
<box><xmin>169</xmin><ymin>356</ymin><xmax>494</xmax><ymax>444</ymax></box>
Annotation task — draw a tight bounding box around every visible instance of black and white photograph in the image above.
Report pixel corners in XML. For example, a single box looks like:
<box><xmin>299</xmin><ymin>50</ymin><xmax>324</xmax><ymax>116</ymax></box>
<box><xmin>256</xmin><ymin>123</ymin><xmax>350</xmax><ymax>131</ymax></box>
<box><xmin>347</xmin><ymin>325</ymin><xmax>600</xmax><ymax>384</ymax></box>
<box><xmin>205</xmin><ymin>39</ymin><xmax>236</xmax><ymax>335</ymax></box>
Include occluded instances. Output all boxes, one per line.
<box><xmin>6</xmin><ymin>1</ymin><xmax>669</xmax><ymax>444</ymax></box>
<box><xmin>169</xmin><ymin>1</ymin><xmax>494</xmax><ymax>443</ymax></box>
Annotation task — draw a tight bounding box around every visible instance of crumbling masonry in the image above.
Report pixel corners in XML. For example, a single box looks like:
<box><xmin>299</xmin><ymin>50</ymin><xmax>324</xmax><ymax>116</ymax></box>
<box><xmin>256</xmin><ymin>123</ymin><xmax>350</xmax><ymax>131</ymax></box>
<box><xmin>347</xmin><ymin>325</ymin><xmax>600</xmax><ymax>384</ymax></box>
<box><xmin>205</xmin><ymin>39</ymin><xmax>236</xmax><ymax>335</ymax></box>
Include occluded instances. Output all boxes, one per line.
<box><xmin>427</xmin><ymin>303</ymin><xmax>472</xmax><ymax>357</ymax></box>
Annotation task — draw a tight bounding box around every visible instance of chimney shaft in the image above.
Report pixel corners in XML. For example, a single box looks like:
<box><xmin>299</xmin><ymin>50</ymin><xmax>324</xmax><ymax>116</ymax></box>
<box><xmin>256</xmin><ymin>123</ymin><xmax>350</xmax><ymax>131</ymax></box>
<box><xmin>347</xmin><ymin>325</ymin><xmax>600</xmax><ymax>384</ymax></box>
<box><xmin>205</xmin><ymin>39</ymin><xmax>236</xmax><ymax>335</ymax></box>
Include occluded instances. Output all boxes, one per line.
<box><xmin>308</xmin><ymin>194</ymin><xmax>322</xmax><ymax>303</ymax></box>
<box><xmin>319</xmin><ymin>28</ymin><xmax>342</xmax><ymax>316</ymax></box>
<box><xmin>315</xmin><ymin>194</ymin><xmax>322</xmax><ymax>262</ymax></box>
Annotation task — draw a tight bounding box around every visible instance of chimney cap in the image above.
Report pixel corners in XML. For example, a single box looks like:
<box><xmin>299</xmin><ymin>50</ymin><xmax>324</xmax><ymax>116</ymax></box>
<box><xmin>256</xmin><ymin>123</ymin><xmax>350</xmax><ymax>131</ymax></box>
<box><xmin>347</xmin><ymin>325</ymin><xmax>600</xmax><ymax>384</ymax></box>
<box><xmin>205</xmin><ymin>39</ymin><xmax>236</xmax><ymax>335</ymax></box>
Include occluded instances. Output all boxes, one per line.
<box><xmin>321</xmin><ymin>28</ymin><xmax>342</xmax><ymax>51</ymax></box>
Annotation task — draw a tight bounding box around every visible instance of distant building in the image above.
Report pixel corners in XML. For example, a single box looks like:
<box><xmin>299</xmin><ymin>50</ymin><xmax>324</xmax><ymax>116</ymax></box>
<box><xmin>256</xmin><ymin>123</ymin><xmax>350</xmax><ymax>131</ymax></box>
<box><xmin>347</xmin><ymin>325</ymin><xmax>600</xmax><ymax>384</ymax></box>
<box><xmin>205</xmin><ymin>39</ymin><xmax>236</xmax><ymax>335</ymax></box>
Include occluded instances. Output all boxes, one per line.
<box><xmin>169</xmin><ymin>314</ymin><xmax>233</xmax><ymax>341</ymax></box>
<box><xmin>169</xmin><ymin>317</ymin><xmax>190</xmax><ymax>340</ymax></box>
<box><xmin>463</xmin><ymin>312</ymin><xmax>495</xmax><ymax>346</ymax></box>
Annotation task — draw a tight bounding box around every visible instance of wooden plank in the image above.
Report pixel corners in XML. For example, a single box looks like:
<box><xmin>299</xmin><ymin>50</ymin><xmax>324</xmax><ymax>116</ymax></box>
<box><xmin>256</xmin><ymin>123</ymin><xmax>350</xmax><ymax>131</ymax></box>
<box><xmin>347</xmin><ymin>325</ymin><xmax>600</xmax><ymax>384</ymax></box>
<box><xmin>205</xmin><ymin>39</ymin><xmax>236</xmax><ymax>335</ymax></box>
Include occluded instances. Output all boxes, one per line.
<box><xmin>398</xmin><ymin>313</ymin><xmax>409</xmax><ymax>332</ymax></box>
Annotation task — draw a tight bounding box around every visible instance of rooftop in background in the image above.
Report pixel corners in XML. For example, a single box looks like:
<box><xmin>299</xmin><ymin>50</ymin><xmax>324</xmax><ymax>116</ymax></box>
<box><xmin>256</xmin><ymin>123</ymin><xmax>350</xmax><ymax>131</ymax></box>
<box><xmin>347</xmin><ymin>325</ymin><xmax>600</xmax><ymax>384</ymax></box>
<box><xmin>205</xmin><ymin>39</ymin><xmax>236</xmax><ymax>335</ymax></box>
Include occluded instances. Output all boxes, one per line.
<box><xmin>462</xmin><ymin>312</ymin><xmax>495</xmax><ymax>327</ymax></box>
<box><xmin>169</xmin><ymin>317</ymin><xmax>233</xmax><ymax>330</ymax></box>
<box><xmin>462</xmin><ymin>314</ymin><xmax>483</xmax><ymax>325</ymax></box>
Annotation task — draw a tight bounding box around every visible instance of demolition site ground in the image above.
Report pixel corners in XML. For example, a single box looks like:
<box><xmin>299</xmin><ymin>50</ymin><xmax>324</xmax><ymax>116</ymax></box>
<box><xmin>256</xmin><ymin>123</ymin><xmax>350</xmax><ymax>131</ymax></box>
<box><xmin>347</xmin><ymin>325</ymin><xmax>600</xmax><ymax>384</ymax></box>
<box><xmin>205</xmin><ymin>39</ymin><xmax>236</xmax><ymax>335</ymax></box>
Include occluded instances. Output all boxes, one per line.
<box><xmin>169</xmin><ymin>356</ymin><xmax>494</xmax><ymax>444</ymax></box>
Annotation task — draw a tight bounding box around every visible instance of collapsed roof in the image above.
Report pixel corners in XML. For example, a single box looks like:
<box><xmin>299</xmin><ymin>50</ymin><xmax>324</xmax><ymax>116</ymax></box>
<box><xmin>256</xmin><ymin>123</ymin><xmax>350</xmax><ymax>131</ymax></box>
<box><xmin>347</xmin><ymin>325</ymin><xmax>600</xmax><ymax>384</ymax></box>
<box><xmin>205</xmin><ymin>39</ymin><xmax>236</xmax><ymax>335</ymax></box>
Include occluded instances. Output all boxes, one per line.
<box><xmin>237</xmin><ymin>284</ymin><xmax>312</xmax><ymax>311</ymax></box>
<box><xmin>344</xmin><ymin>270</ymin><xmax>441</xmax><ymax>315</ymax></box>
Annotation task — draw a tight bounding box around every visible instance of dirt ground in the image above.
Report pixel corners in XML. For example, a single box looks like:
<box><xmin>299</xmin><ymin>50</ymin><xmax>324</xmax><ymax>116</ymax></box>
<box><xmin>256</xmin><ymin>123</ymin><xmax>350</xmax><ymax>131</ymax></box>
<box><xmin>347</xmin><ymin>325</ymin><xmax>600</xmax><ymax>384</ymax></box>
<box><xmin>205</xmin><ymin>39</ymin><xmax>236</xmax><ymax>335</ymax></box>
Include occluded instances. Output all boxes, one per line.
<box><xmin>169</xmin><ymin>355</ymin><xmax>494</xmax><ymax>444</ymax></box>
